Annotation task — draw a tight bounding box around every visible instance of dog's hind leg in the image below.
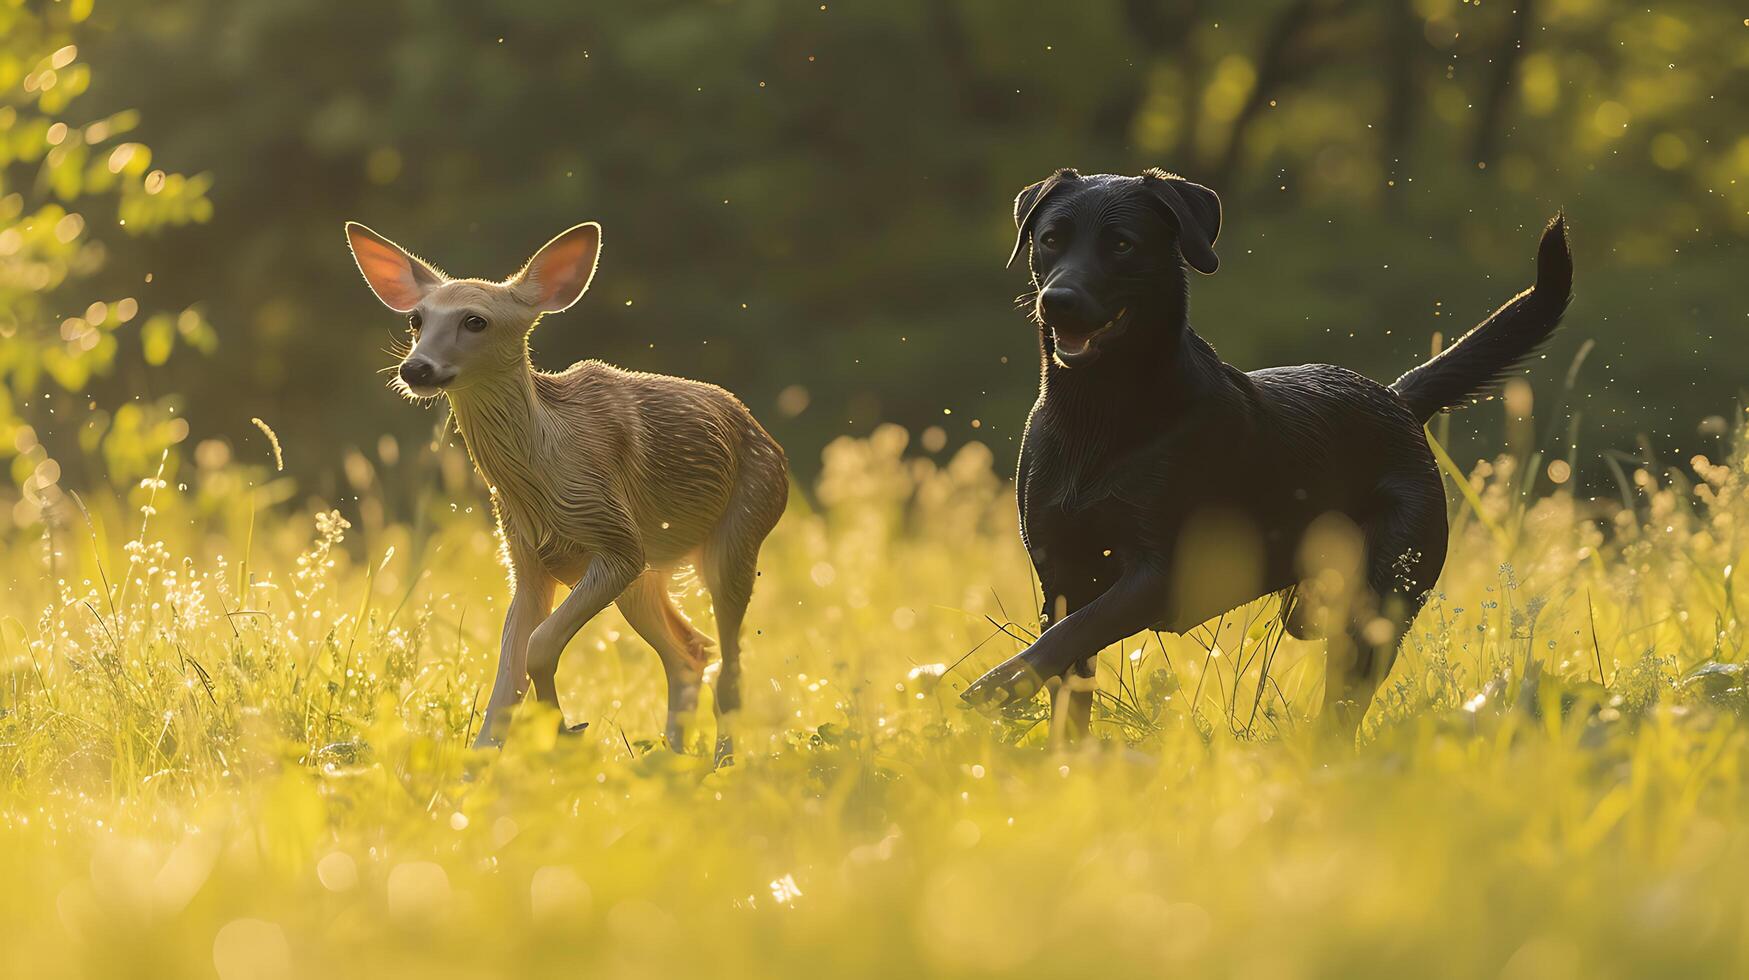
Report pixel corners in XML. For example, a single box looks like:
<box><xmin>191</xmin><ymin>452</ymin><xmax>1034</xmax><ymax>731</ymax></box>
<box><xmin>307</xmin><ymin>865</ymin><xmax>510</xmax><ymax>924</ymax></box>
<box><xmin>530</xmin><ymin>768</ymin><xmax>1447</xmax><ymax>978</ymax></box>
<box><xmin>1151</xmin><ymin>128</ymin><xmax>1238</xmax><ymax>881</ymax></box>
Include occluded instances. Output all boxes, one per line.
<box><xmin>616</xmin><ymin>570</ymin><xmax>711</xmax><ymax>752</ymax></box>
<box><xmin>1323</xmin><ymin>476</ymin><xmax>1448</xmax><ymax>740</ymax></box>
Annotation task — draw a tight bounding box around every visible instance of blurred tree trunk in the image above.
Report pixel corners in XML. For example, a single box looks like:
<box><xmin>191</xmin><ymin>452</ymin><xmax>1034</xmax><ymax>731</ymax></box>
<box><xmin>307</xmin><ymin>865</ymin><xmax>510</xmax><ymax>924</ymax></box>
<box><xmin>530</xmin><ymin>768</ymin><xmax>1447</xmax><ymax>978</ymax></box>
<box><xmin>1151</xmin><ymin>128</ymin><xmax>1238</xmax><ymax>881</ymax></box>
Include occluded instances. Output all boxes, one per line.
<box><xmin>931</xmin><ymin>2</ymin><xmax>1011</xmax><ymax>201</ymax></box>
<box><xmin>1471</xmin><ymin>0</ymin><xmax>1536</xmax><ymax>166</ymax></box>
<box><xmin>1170</xmin><ymin>0</ymin><xmax>1204</xmax><ymax>170</ymax></box>
<box><xmin>932</xmin><ymin>2</ymin><xmax>1005</xmax><ymax>121</ymax></box>
<box><xmin>1094</xmin><ymin>0</ymin><xmax>1202</xmax><ymax>166</ymax></box>
<box><xmin>1381</xmin><ymin>0</ymin><xmax>1420</xmax><ymax>214</ymax></box>
<box><xmin>1210</xmin><ymin>0</ymin><xmax>1352</xmax><ymax>188</ymax></box>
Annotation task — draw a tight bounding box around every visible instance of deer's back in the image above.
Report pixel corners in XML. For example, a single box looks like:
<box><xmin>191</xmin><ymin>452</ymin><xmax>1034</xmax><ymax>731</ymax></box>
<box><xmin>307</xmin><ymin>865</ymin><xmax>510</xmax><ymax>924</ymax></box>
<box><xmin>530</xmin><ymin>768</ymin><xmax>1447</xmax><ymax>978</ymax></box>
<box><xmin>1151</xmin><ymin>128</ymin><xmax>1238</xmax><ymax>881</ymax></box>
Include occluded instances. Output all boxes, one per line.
<box><xmin>536</xmin><ymin>362</ymin><xmax>781</xmax><ymax>565</ymax></box>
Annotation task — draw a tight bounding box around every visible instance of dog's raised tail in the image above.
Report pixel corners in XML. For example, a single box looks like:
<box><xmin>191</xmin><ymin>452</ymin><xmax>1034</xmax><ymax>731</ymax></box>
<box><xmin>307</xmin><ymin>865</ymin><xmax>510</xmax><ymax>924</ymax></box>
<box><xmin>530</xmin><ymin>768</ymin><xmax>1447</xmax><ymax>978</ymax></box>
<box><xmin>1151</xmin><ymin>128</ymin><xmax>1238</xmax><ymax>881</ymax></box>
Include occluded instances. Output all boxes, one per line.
<box><xmin>1391</xmin><ymin>214</ymin><xmax>1572</xmax><ymax>425</ymax></box>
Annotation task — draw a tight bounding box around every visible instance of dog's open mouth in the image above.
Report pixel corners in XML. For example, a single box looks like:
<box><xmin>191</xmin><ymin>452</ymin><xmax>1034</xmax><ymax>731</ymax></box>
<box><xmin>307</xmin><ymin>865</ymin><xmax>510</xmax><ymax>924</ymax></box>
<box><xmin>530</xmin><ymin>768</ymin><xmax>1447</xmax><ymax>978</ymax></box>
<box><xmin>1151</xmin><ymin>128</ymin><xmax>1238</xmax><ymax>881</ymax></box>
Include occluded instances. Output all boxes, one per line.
<box><xmin>1051</xmin><ymin>308</ymin><xmax>1127</xmax><ymax>367</ymax></box>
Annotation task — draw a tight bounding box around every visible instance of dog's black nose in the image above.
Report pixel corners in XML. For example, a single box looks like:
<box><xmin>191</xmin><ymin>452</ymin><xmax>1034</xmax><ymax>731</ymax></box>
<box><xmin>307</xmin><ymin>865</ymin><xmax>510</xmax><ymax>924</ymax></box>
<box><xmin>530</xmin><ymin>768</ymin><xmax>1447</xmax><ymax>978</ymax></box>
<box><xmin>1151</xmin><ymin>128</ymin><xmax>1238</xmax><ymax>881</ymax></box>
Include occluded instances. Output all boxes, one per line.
<box><xmin>399</xmin><ymin>360</ymin><xmax>436</xmax><ymax>387</ymax></box>
<box><xmin>1038</xmin><ymin>286</ymin><xmax>1091</xmax><ymax>325</ymax></box>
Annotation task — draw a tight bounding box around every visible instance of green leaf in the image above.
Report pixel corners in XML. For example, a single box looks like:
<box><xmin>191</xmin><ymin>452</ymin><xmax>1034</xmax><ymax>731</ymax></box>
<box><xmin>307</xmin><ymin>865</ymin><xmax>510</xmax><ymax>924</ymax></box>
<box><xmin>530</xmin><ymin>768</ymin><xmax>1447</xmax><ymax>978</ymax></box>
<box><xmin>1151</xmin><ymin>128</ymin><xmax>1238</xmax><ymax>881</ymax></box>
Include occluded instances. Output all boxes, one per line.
<box><xmin>141</xmin><ymin>312</ymin><xmax>174</xmax><ymax>365</ymax></box>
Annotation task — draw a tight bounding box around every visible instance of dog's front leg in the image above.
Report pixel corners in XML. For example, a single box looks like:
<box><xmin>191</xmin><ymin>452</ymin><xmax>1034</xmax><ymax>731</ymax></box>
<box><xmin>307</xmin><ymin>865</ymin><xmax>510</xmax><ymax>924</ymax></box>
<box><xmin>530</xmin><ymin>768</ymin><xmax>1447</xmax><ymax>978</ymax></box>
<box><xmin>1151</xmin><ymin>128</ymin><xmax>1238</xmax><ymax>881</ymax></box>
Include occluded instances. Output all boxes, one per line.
<box><xmin>526</xmin><ymin>544</ymin><xmax>645</xmax><ymax>725</ymax></box>
<box><xmin>963</xmin><ymin>565</ymin><xmax>1168</xmax><ymax>710</ymax></box>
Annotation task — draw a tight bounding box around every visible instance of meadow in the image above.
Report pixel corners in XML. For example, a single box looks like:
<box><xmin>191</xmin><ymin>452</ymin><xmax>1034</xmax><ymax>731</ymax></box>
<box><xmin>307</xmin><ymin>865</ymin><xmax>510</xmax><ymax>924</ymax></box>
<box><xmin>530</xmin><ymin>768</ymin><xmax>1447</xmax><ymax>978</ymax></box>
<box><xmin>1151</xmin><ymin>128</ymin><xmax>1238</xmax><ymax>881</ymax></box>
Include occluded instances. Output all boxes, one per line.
<box><xmin>3</xmin><ymin>405</ymin><xmax>1748</xmax><ymax>980</ymax></box>
<box><xmin>4</xmin><ymin>0</ymin><xmax>1746</xmax><ymax>975</ymax></box>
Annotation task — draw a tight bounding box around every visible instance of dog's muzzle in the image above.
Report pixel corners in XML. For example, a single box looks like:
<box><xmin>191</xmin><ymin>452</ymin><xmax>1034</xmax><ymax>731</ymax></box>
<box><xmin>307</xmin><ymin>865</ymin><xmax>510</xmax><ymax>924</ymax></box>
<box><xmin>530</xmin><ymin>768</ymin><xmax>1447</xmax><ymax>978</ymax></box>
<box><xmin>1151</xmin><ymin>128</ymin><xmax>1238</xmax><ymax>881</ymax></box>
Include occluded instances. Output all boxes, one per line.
<box><xmin>1051</xmin><ymin>308</ymin><xmax>1127</xmax><ymax>367</ymax></box>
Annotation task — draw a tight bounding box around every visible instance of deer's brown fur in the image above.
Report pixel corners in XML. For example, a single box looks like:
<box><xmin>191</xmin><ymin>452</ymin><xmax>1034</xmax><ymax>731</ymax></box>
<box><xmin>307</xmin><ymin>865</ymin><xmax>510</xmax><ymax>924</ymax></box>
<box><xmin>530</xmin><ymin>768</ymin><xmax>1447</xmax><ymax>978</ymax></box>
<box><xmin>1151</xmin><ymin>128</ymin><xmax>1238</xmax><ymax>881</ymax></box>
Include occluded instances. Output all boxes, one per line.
<box><xmin>346</xmin><ymin>221</ymin><xmax>787</xmax><ymax>758</ymax></box>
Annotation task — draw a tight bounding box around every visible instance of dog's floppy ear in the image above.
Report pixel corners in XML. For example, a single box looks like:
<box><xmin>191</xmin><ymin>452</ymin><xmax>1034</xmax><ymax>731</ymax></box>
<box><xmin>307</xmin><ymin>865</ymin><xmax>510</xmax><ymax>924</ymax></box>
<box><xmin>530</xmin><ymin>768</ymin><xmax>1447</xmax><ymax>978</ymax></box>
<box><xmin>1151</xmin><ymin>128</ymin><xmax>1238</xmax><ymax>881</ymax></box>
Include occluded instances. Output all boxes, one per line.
<box><xmin>1141</xmin><ymin>169</ymin><xmax>1222</xmax><ymax>275</ymax></box>
<box><xmin>345</xmin><ymin>222</ymin><xmax>445</xmax><ymax>312</ymax></box>
<box><xmin>1007</xmin><ymin>168</ymin><xmax>1080</xmax><ymax>268</ymax></box>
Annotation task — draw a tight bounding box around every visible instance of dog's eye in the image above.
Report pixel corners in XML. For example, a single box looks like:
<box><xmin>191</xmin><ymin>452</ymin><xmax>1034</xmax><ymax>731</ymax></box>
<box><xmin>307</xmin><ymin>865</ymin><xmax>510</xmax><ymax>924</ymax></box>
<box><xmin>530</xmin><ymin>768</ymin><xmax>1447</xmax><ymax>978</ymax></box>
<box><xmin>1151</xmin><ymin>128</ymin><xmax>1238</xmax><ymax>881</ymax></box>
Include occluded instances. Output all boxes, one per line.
<box><xmin>408</xmin><ymin>311</ymin><xmax>422</xmax><ymax>333</ymax></box>
<box><xmin>463</xmin><ymin>314</ymin><xmax>488</xmax><ymax>333</ymax></box>
<box><xmin>1039</xmin><ymin>231</ymin><xmax>1061</xmax><ymax>249</ymax></box>
<box><xmin>1112</xmin><ymin>239</ymin><xmax>1134</xmax><ymax>254</ymax></box>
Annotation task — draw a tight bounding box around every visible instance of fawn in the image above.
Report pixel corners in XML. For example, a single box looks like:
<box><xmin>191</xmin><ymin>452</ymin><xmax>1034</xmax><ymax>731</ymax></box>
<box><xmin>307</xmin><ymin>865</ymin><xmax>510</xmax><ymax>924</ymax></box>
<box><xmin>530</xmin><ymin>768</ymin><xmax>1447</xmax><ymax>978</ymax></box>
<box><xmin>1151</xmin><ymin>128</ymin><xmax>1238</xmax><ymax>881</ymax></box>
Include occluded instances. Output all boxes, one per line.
<box><xmin>346</xmin><ymin>220</ymin><xmax>788</xmax><ymax>760</ymax></box>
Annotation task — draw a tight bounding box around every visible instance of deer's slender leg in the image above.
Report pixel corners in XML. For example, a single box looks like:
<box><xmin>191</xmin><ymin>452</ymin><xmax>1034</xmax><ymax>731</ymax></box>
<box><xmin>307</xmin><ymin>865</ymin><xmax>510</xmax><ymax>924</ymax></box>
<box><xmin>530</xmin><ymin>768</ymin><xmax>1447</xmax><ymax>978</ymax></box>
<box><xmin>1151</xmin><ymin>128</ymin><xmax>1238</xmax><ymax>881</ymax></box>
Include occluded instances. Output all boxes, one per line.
<box><xmin>475</xmin><ymin>559</ymin><xmax>556</xmax><ymax>749</ymax></box>
<box><xmin>700</xmin><ymin>458</ymin><xmax>786</xmax><ymax>767</ymax></box>
<box><xmin>701</xmin><ymin>543</ymin><xmax>753</xmax><ymax>767</ymax></box>
<box><xmin>527</xmin><ymin>547</ymin><xmax>644</xmax><ymax>717</ymax></box>
<box><xmin>615</xmin><ymin>570</ymin><xmax>713</xmax><ymax>752</ymax></box>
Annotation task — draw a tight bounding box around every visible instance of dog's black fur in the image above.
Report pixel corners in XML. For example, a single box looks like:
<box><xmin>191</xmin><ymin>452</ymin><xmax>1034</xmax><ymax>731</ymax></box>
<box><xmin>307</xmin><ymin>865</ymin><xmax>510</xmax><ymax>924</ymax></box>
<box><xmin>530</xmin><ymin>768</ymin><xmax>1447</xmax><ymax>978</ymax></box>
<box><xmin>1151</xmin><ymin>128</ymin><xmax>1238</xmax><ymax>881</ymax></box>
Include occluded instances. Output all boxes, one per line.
<box><xmin>961</xmin><ymin>168</ymin><xmax>1572</xmax><ymax>735</ymax></box>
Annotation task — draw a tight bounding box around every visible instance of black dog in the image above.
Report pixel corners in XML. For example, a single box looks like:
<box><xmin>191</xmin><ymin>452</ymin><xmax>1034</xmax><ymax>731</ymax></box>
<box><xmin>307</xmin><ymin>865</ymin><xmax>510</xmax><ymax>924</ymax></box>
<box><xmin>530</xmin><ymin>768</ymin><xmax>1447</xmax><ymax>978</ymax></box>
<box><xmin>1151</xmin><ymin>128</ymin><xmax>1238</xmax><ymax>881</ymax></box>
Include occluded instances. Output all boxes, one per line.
<box><xmin>961</xmin><ymin>168</ymin><xmax>1571</xmax><ymax>736</ymax></box>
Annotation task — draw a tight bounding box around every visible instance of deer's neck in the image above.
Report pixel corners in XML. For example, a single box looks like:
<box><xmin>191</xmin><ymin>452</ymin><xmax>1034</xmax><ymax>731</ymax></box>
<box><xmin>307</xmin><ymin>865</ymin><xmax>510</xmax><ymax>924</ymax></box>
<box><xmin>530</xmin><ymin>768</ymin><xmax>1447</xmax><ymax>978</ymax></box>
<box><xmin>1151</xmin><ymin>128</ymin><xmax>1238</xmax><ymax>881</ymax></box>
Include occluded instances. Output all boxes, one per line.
<box><xmin>445</xmin><ymin>363</ymin><xmax>554</xmax><ymax>539</ymax></box>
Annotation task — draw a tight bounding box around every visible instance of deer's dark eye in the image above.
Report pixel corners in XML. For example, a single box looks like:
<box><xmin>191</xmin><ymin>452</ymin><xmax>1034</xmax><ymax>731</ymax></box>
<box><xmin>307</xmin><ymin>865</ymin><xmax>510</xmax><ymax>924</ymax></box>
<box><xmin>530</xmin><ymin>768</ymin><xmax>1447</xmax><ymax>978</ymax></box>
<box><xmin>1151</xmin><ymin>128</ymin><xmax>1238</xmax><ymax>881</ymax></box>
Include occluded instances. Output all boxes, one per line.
<box><xmin>408</xmin><ymin>311</ymin><xmax>422</xmax><ymax>333</ymax></box>
<box><xmin>463</xmin><ymin>314</ymin><xmax>487</xmax><ymax>333</ymax></box>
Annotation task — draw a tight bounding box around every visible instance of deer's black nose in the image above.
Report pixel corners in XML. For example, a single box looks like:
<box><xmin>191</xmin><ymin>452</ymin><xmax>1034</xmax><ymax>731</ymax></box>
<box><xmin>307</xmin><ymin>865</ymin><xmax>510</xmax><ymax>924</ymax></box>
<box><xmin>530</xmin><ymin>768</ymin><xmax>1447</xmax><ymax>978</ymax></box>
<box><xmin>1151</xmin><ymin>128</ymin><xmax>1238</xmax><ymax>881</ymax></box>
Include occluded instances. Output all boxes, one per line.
<box><xmin>399</xmin><ymin>360</ymin><xmax>436</xmax><ymax>387</ymax></box>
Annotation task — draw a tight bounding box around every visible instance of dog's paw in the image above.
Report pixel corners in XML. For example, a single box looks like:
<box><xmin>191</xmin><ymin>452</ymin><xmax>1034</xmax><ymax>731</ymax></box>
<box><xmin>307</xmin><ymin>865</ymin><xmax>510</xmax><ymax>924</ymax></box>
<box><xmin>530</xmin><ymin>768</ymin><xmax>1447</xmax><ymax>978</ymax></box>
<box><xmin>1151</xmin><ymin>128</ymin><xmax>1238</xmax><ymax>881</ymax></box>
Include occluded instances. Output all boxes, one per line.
<box><xmin>1315</xmin><ymin>700</ymin><xmax>1364</xmax><ymax>750</ymax></box>
<box><xmin>960</xmin><ymin>658</ymin><xmax>1047</xmax><ymax>712</ymax></box>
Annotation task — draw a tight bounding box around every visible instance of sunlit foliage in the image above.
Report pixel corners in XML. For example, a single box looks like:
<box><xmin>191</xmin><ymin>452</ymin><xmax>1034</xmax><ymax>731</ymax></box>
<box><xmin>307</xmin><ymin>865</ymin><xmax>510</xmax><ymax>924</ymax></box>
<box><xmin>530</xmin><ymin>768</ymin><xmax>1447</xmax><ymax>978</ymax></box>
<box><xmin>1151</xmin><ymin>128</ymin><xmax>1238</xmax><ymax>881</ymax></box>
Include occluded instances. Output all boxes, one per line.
<box><xmin>2</xmin><ymin>417</ymin><xmax>1747</xmax><ymax>977</ymax></box>
<box><xmin>0</xmin><ymin>0</ymin><xmax>214</xmax><ymax>520</ymax></box>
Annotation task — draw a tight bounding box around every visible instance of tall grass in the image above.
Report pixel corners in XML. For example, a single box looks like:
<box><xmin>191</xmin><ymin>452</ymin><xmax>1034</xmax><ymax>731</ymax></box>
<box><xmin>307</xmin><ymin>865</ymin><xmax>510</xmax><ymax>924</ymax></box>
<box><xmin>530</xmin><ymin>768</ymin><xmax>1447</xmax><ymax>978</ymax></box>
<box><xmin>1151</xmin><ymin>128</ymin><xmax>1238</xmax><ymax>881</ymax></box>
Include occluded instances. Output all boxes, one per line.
<box><xmin>2</xmin><ymin>413</ymin><xmax>1747</xmax><ymax>978</ymax></box>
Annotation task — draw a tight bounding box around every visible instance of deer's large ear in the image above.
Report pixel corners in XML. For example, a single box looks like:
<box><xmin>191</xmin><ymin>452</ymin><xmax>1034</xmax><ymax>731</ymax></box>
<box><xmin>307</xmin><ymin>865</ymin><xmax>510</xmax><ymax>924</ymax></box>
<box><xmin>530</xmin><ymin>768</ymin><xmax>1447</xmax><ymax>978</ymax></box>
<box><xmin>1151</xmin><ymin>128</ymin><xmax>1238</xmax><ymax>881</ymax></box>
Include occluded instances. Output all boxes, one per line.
<box><xmin>345</xmin><ymin>222</ymin><xmax>445</xmax><ymax>312</ymax></box>
<box><xmin>516</xmin><ymin>222</ymin><xmax>601</xmax><ymax>314</ymax></box>
<box><xmin>1141</xmin><ymin>169</ymin><xmax>1221</xmax><ymax>274</ymax></box>
<box><xmin>1008</xmin><ymin>168</ymin><xmax>1079</xmax><ymax>268</ymax></box>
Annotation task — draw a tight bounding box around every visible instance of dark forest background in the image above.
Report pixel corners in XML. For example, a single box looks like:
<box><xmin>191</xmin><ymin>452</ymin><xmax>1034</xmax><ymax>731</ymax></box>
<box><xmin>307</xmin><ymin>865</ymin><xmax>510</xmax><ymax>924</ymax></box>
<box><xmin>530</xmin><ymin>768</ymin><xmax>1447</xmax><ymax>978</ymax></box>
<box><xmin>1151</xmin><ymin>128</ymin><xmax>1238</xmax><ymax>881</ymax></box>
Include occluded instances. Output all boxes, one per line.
<box><xmin>7</xmin><ymin>0</ymin><xmax>1746</xmax><ymax>504</ymax></box>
